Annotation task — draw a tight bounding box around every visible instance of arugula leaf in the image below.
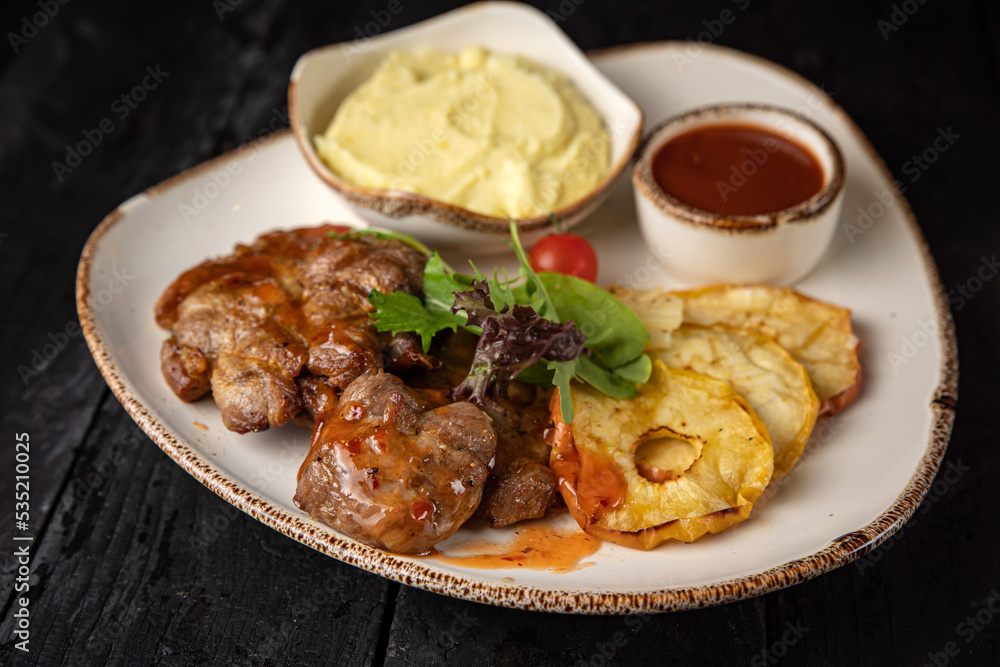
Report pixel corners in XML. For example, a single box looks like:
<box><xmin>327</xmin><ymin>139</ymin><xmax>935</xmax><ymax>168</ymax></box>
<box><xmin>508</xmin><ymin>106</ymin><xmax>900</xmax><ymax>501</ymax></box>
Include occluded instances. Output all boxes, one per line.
<box><xmin>368</xmin><ymin>290</ymin><xmax>463</xmax><ymax>353</ymax></box>
<box><xmin>508</xmin><ymin>219</ymin><xmax>558</xmax><ymax>320</ymax></box>
<box><xmin>423</xmin><ymin>252</ymin><xmax>474</xmax><ymax>318</ymax></box>
<box><xmin>467</xmin><ymin>261</ymin><xmax>487</xmax><ymax>282</ymax></box>
<box><xmin>549</xmin><ymin>358</ymin><xmax>578</xmax><ymax>424</ymax></box>
<box><xmin>539</xmin><ymin>272</ymin><xmax>649</xmax><ymax>370</ymax></box>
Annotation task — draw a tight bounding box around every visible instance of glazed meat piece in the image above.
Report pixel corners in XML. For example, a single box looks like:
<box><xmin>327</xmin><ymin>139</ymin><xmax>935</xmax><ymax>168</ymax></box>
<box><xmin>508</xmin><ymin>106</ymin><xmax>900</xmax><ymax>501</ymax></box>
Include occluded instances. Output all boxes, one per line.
<box><xmin>154</xmin><ymin>224</ymin><xmax>335</xmax><ymax>328</ymax></box>
<box><xmin>383</xmin><ymin>331</ymin><xmax>439</xmax><ymax>374</ymax></box>
<box><xmin>300</xmin><ymin>237</ymin><xmax>426</xmax><ymax>388</ymax></box>
<box><xmin>154</xmin><ymin>224</ymin><xmax>428</xmax><ymax>433</ymax></box>
<box><xmin>162</xmin><ymin>273</ymin><xmax>308</xmax><ymax>433</ymax></box>
<box><xmin>399</xmin><ymin>330</ymin><xmax>559</xmax><ymax>528</ymax></box>
<box><xmin>295</xmin><ymin>371</ymin><xmax>497</xmax><ymax>554</ymax></box>
<box><xmin>476</xmin><ymin>397</ymin><xmax>559</xmax><ymax>528</ymax></box>
<box><xmin>296</xmin><ymin>372</ymin><xmax>339</xmax><ymax>422</ymax></box>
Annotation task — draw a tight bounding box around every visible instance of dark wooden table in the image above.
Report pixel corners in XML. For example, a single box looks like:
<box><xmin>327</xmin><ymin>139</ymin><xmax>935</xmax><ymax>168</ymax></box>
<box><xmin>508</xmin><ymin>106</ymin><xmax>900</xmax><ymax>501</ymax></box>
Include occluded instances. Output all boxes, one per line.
<box><xmin>1</xmin><ymin>0</ymin><xmax>997</xmax><ymax>664</ymax></box>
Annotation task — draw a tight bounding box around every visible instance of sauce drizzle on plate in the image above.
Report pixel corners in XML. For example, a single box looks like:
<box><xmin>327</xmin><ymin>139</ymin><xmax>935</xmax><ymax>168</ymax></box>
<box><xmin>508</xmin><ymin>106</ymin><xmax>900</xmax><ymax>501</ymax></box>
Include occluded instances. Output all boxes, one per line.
<box><xmin>431</xmin><ymin>519</ymin><xmax>600</xmax><ymax>573</ymax></box>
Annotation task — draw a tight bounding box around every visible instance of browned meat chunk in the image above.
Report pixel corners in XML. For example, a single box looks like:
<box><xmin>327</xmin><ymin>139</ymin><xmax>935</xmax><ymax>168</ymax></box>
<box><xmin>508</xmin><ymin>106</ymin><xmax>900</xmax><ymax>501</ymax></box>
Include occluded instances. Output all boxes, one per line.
<box><xmin>160</xmin><ymin>337</ymin><xmax>211</xmax><ymax>402</ymax></box>
<box><xmin>165</xmin><ymin>273</ymin><xmax>307</xmax><ymax>433</ymax></box>
<box><xmin>300</xmin><ymin>238</ymin><xmax>425</xmax><ymax>388</ymax></box>
<box><xmin>476</xmin><ymin>398</ymin><xmax>558</xmax><ymax>528</ymax></box>
<box><xmin>383</xmin><ymin>331</ymin><xmax>439</xmax><ymax>374</ymax></box>
<box><xmin>295</xmin><ymin>371</ymin><xmax>497</xmax><ymax>554</ymax></box>
<box><xmin>157</xmin><ymin>224</ymin><xmax>562</xmax><ymax>549</ymax></box>
<box><xmin>399</xmin><ymin>330</ymin><xmax>560</xmax><ymax>529</ymax></box>
<box><xmin>154</xmin><ymin>224</ymin><xmax>427</xmax><ymax>433</ymax></box>
<box><xmin>296</xmin><ymin>372</ymin><xmax>339</xmax><ymax>421</ymax></box>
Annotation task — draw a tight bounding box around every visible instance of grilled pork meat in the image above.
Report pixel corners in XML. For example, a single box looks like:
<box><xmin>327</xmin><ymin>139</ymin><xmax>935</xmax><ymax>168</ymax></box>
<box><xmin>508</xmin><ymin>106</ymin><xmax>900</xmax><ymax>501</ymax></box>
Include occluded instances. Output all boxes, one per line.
<box><xmin>157</xmin><ymin>224</ymin><xmax>560</xmax><ymax>553</ymax></box>
<box><xmin>476</xmin><ymin>398</ymin><xmax>558</xmax><ymax>528</ymax></box>
<box><xmin>402</xmin><ymin>330</ymin><xmax>560</xmax><ymax>529</ymax></box>
<box><xmin>295</xmin><ymin>370</ymin><xmax>497</xmax><ymax>554</ymax></box>
<box><xmin>154</xmin><ymin>224</ymin><xmax>428</xmax><ymax>433</ymax></box>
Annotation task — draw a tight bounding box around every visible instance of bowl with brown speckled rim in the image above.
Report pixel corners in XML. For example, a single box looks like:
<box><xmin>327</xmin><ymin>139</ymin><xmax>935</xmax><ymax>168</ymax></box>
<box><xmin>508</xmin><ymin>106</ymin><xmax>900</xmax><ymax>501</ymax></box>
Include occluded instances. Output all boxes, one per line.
<box><xmin>288</xmin><ymin>1</ymin><xmax>643</xmax><ymax>253</ymax></box>
<box><xmin>632</xmin><ymin>103</ymin><xmax>846</xmax><ymax>286</ymax></box>
<box><xmin>76</xmin><ymin>42</ymin><xmax>955</xmax><ymax>614</ymax></box>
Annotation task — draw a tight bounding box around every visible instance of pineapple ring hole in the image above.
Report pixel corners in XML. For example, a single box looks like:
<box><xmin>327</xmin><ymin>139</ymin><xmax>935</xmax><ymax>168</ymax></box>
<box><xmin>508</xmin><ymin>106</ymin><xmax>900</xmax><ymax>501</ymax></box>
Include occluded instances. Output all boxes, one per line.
<box><xmin>635</xmin><ymin>431</ymin><xmax>704</xmax><ymax>484</ymax></box>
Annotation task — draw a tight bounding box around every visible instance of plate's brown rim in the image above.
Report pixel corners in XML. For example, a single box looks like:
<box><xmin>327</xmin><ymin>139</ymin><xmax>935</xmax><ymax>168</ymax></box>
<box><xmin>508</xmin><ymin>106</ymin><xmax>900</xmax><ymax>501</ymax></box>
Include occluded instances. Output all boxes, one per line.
<box><xmin>75</xmin><ymin>41</ymin><xmax>957</xmax><ymax>615</ymax></box>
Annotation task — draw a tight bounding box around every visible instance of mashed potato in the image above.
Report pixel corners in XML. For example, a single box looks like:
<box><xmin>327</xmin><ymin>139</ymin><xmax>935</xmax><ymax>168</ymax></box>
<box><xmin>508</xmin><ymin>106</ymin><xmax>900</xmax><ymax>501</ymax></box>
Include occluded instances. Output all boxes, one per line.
<box><xmin>314</xmin><ymin>46</ymin><xmax>610</xmax><ymax>218</ymax></box>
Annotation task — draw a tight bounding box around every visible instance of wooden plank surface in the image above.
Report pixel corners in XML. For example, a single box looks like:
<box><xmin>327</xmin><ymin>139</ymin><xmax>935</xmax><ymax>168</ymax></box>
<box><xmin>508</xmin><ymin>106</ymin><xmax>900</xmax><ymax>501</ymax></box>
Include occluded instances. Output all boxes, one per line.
<box><xmin>0</xmin><ymin>0</ymin><xmax>997</xmax><ymax>665</ymax></box>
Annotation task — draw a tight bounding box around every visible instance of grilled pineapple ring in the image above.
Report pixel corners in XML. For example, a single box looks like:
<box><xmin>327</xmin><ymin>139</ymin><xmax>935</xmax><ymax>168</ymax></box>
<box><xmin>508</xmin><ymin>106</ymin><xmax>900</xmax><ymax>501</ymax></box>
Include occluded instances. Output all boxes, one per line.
<box><xmin>550</xmin><ymin>362</ymin><xmax>773</xmax><ymax>549</ymax></box>
<box><xmin>654</xmin><ymin>325</ymin><xmax>819</xmax><ymax>479</ymax></box>
<box><xmin>672</xmin><ymin>285</ymin><xmax>861</xmax><ymax>415</ymax></box>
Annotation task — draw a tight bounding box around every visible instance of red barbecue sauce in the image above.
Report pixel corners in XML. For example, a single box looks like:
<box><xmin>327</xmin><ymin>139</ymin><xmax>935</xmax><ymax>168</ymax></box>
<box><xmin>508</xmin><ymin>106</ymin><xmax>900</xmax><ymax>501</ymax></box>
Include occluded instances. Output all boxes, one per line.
<box><xmin>651</xmin><ymin>123</ymin><xmax>824</xmax><ymax>216</ymax></box>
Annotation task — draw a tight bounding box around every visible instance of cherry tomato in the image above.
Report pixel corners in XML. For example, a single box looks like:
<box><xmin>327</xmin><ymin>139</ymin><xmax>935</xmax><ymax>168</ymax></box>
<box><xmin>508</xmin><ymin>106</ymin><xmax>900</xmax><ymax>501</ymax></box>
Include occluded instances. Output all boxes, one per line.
<box><xmin>528</xmin><ymin>234</ymin><xmax>599</xmax><ymax>283</ymax></box>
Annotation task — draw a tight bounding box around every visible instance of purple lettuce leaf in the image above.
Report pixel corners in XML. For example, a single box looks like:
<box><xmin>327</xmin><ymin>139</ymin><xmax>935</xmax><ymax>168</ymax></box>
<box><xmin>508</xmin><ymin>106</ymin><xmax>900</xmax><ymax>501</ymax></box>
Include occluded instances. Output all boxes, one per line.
<box><xmin>449</xmin><ymin>280</ymin><xmax>586</xmax><ymax>405</ymax></box>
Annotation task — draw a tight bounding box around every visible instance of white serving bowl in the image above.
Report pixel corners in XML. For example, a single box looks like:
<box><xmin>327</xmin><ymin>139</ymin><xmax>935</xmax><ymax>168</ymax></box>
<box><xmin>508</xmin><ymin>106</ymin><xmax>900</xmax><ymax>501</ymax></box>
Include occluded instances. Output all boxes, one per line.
<box><xmin>632</xmin><ymin>103</ymin><xmax>845</xmax><ymax>285</ymax></box>
<box><xmin>289</xmin><ymin>1</ymin><xmax>643</xmax><ymax>252</ymax></box>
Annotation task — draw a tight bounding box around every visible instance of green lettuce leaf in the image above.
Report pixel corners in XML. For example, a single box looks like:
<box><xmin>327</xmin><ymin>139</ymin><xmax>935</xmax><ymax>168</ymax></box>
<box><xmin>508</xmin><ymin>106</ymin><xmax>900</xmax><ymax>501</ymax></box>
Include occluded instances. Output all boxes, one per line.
<box><xmin>539</xmin><ymin>272</ymin><xmax>649</xmax><ymax>370</ymax></box>
<box><xmin>575</xmin><ymin>356</ymin><xmax>641</xmax><ymax>399</ymax></box>
<box><xmin>368</xmin><ymin>289</ymin><xmax>464</xmax><ymax>353</ymax></box>
<box><xmin>612</xmin><ymin>353</ymin><xmax>653</xmax><ymax>385</ymax></box>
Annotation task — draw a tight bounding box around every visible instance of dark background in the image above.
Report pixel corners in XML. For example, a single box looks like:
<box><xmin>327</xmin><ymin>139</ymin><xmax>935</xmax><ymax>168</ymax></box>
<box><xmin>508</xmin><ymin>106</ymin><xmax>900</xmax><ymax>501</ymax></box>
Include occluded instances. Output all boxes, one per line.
<box><xmin>0</xmin><ymin>0</ymin><xmax>997</xmax><ymax>665</ymax></box>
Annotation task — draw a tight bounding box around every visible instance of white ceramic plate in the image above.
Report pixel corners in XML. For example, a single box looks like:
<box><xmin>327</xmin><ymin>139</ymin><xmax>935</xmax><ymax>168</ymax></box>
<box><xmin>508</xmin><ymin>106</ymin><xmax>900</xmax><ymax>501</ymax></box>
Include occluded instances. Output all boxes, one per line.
<box><xmin>77</xmin><ymin>43</ymin><xmax>956</xmax><ymax>614</ymax></box>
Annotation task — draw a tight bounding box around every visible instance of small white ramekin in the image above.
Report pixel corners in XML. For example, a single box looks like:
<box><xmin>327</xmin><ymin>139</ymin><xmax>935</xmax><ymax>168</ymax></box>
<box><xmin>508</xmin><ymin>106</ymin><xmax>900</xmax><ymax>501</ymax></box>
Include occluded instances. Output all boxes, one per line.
<box><xmin>632</xmin><ymin>104</ymin><xmax>845</xmax><ymax>286</ymax></box>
